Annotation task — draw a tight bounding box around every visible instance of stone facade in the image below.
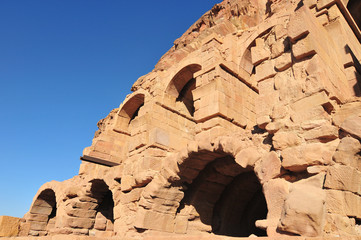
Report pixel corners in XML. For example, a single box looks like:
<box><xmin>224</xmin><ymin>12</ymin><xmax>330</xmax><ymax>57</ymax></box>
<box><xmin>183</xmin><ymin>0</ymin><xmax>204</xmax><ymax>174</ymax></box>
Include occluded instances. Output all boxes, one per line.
<box><xmin>2</xmin><ymin>0</ymin><xmax>361</xmax><ymax>239</ymax></box>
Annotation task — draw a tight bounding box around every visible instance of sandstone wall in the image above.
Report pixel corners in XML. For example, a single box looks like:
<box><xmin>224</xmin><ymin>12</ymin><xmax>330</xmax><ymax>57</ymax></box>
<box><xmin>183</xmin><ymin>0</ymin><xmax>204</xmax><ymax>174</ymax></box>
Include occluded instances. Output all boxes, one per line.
<box><xmin>12</xmin><ymin>0</ymin><xmax>361</xmax><ymax>239</ymax></box>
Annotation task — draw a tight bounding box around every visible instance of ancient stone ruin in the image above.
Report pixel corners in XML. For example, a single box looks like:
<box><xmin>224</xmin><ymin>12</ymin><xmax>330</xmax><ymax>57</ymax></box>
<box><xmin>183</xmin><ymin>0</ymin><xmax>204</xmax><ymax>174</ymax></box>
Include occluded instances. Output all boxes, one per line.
<box><xmin>2</xmin><ymin>0</ymin><xmax>361</xmax><ymax>239</ymax></box>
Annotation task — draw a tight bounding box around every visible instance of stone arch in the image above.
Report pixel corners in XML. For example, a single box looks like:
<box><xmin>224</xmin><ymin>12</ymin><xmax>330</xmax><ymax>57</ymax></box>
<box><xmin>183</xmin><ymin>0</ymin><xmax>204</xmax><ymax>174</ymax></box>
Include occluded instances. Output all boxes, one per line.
<box><xmin>28</xmin><ymin>188</ymin><xmax>57</xmax><ymax>236</ymax></box>
<box><xmin>113</xmin><ymin>91</ymin><xmax>146</xmax><ymax>134</ymax></box>
<box><xmin>239</xmin><ymin>28</ymin><xmax>273</xmax><ymax>76</ymax></box>
<box><xmin>238</xmin><ymin>16</ymin><xmax>289</xmax><ymax>75</ymax></box>
<box><xmin>88</xmin><ymin>179</ymin><xmax>115</xmax><ymax>234</ymax></box>
<box><xmin>175</xmin><ymin>151</ymin><xmax>267</xmax><ymax>237</ymax></box>
<box><xmin>165</xmin><ymin>64</ymin><xmax>202</xmax><ymax>117</ymax></box>
<box><xmin>136</xmin><ymin>135</ymin><xmax>270</xmax><ymax>237</ymax></box>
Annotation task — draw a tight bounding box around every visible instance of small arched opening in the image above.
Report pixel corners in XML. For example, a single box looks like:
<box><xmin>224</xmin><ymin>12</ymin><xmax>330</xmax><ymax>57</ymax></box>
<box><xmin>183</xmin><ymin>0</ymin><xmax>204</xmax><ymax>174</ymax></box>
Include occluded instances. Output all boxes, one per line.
<box><xmin>166</xmin><ymin>64</ymin><xmax>201</xmax><ymax>117</ymax></box>
<box><xmin>89</xmin><ymin>179</ymin><xmax>114</xmax><ymax>233</ymax></box>
<box><xmin>175</xmin><ymin>151</ymin><xmax>268</xmax><ymax>237</ymax></box>
<box><xmin>114</xmin><ymin>93</ymin><xmax>145</xmax><ymax>134</ymax></box>
<box><xmin>29</xmin><ymin>189</ymin><xmax>57</xmax><ymax>236</ymax></box>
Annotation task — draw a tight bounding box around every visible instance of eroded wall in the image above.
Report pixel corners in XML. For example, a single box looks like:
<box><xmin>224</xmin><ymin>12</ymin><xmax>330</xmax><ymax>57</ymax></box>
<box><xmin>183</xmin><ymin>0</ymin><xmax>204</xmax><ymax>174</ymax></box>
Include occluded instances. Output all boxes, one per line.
<box><xmin>17</xmin><ymin>0</ymin><xmax>361</xmax><ymax>238</ymax></box>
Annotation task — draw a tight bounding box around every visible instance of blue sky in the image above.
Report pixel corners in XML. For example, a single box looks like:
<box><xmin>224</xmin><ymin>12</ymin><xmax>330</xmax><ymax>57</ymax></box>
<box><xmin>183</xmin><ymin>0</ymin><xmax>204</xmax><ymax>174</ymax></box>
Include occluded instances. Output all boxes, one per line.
<box><xmin>0</xmin><ymin>0</ymin><xmax>221</xmax><ymax>218</ymax></box>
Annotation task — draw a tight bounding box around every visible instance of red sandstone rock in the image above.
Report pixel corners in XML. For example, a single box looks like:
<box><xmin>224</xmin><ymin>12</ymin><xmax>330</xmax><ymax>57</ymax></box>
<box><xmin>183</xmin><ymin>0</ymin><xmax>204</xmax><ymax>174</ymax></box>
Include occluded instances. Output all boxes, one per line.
<box><xmin>278</xmin><ymin>185</ymin><xmax>326</xmax><ymax>237</ymax></box>
<box><xmin>12</xmin><ymin>0</ymin><xmax>361</xmax><ymax>238</ymax></box>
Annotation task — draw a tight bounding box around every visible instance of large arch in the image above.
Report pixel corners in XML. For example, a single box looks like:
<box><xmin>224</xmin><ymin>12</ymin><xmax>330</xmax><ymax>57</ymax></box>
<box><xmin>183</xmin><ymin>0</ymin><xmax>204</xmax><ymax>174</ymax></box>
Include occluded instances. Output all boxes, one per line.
<box><xmin>136</xmin><ymin>134</ymin><xmax>272</xmax><ymax>237</ymax></box>
<box><xmin>176</xmin><ymin>152</ymin><xmax>268</xmax><ymax>237</ymax></box>
<box><xmin>28</xmin><ymin>188</ymin><xmax>57</xmax><ymax>236</ymax></box>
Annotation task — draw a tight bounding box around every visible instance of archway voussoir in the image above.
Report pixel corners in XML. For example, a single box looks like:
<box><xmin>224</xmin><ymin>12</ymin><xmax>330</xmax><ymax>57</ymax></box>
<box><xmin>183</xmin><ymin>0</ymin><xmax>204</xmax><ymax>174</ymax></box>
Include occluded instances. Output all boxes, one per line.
<box><xmin>235</xmin><ymin>146</ymin><xmax>262</xmax><ymax>168</ymax></box>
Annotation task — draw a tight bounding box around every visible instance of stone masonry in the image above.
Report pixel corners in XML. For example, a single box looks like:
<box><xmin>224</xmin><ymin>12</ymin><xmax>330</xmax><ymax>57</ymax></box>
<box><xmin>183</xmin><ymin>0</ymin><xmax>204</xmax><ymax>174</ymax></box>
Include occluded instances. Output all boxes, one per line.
<box><xmin>2</xmin><ymin>0</ymin><xmax>361</xmax><ymax>239</ymax></box>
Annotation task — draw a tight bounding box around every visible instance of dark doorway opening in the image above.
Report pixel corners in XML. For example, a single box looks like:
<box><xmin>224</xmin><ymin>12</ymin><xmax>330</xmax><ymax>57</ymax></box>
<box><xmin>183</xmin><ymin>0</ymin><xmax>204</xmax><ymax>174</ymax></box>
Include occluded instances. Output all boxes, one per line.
<box><xmin>212</xmin><ymin>171</ymin><xmax>268</xmax><ymax>237</ymax></box>
<box><xmin>176</xmin><ymin>153</ymin><xmax>268</xmax><ymax>237</ymax></box>
<box><xmin>89</xmin><ymin>179</ymin><xmax>115</xmax><ymax>225</ymax></box>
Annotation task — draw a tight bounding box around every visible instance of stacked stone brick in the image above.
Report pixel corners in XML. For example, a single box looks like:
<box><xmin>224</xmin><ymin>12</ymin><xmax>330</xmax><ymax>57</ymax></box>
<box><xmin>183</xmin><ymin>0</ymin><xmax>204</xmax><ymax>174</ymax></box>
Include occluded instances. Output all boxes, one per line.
<box><xmin>1</xmin><ymin>0</ymin><xmax>361</xmax><ymax>239</ymax></box>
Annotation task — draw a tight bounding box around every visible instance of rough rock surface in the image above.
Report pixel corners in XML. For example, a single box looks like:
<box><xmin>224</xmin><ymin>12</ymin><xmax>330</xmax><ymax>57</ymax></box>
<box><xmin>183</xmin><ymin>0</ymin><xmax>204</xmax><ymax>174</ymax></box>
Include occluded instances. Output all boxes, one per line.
<box><xmin>2</xmin><ymin>0</ymin><xmax>361</xmax><ymax>239</ymax></box>
<box><xmin>0</xmin><ymin>216</ymin><xmax>20</xmax><ymax>237</ymax></box>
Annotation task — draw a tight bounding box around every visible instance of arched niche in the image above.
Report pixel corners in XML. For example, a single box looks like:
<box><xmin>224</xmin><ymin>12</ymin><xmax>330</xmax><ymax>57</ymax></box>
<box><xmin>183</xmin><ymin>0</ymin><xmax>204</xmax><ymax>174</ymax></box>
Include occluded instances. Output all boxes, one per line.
<box><xmin>239</xmin><ymin>27</ymin><xmax>273</xmax><ymax>76</ymax></box>
<box><xmin>165</xmin><ymin>64</ymin><xmax>202</xmax><ymax>117</ymax></box>
<box><xmin>88</xmin><ymin>179</ymin><xmax>114</xmax><ymax>233</ymax></box>
<box><xmin>113</xmin><ymin>92</ymin><xmax>145</xmax><ymax>134</ymax></box>
<box><xmin>29</xmin><ymin>189</ymin><xmax>57</xmax><ymax>235</ymax></box>
<box><xmin>238</xmin><ymin>15</ymin><xmax>288</xmax><ymax>75</ymax></box>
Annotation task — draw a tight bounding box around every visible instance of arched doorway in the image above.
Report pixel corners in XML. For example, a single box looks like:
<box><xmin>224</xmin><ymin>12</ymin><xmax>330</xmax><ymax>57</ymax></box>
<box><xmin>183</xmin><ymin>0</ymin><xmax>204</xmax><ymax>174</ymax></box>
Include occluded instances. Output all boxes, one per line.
<box><xmin>28</xmin><ymin>189</ymin><xmax>57</xmax><ymax>236</ymax></box>
<box><xmin>212</xmin><ymin>171</ymin><xmax>267</xmax><ymax>237</ymax></box>
<box><xmin>88</xmin><ymin>179</ymin><xmax>114</xmax><ymax>234</ymax></box>
<box><xmin>175</xmin><ymin>151</ymin><xmax>268</xmax><ymax>237</ymax></box>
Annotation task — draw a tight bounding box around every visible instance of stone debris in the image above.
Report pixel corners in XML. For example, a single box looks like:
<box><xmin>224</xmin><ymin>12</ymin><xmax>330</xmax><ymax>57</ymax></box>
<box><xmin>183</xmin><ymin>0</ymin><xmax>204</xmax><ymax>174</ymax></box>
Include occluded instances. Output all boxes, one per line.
<box><xmin>1</xmin><ymin>0</ymin><xmax>361</xmax><ymax>239</ymax></box>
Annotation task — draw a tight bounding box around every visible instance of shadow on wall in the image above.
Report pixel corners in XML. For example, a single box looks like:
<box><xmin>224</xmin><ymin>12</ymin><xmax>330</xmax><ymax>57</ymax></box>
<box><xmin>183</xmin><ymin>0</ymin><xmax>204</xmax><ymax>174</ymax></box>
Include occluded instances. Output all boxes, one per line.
<box><xmin>345</xmin><ymin>44</ymin><xmax>361</xmax><ymax>97</ymax></box>
<box><xmin>89</xmin><ymin>179</ymin><xmax>114</xmax><ymax>231</ymax></box>
<box><xmin>347</xmin><ymin>0</ymin><xmax>361</xmax><ymax>30</ymax></box>
<box><xmin>176</xmin><ymin>153</ymin><xmax>268</xmax><ymax>237</ymax></box>
<box><xmin>166</xmin><ymin>64</ymin><xmax>201</xmax><ymax>118</ymax></box>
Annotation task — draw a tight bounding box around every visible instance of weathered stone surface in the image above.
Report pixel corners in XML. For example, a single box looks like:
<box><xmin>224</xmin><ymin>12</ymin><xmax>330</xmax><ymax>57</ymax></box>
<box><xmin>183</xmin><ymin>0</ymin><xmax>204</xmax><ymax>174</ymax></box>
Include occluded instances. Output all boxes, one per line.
<box><xmin>94</xmin><ymin>213</ymin><xmax>107</xmax><ymax>231</ymax></box>
<box><xmin>333</xmin><ymin>101</ymin><xmax>361</xmax><ymax>127</ymax></box>
<box><xmin>65</xmin><ymin>217</ymin><xmax>95</xmax><ymax>229</ymax></box>
<box><xmin>235</xmin><ymin>147</ymin><xmax>261</xmax><ymax>168</ymax></box>
<box><xmin>135</xmin><ymin>208</ymin><xmax>175</xmax><ymax>233</ymax></box>
<box><xmin>324</xmin><ymin>213</ymin><xmax>357</xmax><ymax>236</ymax></box>
<box><xmin>281</xmin><ymin>142</ymin><xmax>335</xmax><ymax>172</ymax></box>
<box><xmin>324</xmin><ymin>164</ymin><xmax>361</xmax><ymax>195</ymax></box>
<box><xmin>273</xmin><ymin>131</ymin><xmax>302</xmax><ymax>150</ymax></box>
<box><xmin>69</xmin><ymin>201</ymin><xmax>98</xmax><ymax>210</ymax></box>
<box><xmin>254</xmin><ymin>59</ymin><xmax>276</xmax><ymax>82</ymax></box>
<box><xmin>263</xmin><ymin>179</ymin><xmax>290</xmax><ymax>236</ymax></box>
<box><xmin>0</xmin><ymin>216</ymin><xmax>20</xmax><ymax>237</ymax></box>
<box><xmin>278</xmin><ymin>185</ymin><xmax>326</xmax><ymax>237</ymax></box>
<box><xmin>341</xmin><ymin>115</ymin><xmax>361</xmax><ymax>140</ymax></box>
<box><xmin>255</xmin><ymin>151</ymin><xmax>282</xmax><ymax>183</ymax></box>
<box><xmin>333</xmin><ymin>136</ymin><xmax>361</xmax><ymax>168</ymax></box>
<box><xmin>27</xmin><ymin>214</ymin><xmax>48</xmax><ymax>222</ymax></box>
<box><xmin>15</xmin><ymin>0</ymin><xmax>361</xmax><ymax>238</ymax></box>
<box><xmin>66</xmin><ymin>209</ymin><xmax>97</xmax><ymax>219</ymax></box>
<box><xmin>325</xmin><ymin>189</ymin><xmax>361</xmax><ymax>219</ymax></box>
<box><xmin>28</xmin><ymin>220</ymin><xmax>47</xmax><ymax>231</ymax></box>
<box><xmin>275</xmin><ymin>51</ymin><xmax>292</xmax><ymax>71</ymax></box>
<box><xmin>251</xmin><ymin>43</ymin><xmax>270</xmax><ymax>66</ymax></box>
<box><xmin>292</xmin><ymin>34</ymin><xmax>316</xmax><ymax>60</ymax></box>
<box><xmin>29</xmin><ymin>205</ymin><xmax>53</xmax><ymax>215</ymax></box>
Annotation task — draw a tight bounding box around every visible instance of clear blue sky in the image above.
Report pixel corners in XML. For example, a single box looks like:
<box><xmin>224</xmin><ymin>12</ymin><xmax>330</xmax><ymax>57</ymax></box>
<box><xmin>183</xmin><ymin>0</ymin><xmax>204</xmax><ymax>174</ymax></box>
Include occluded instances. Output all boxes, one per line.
<box><xmin>0</xmin><ymin>0</ymin><xmax>221</xmax><ymax>218</ymax></box>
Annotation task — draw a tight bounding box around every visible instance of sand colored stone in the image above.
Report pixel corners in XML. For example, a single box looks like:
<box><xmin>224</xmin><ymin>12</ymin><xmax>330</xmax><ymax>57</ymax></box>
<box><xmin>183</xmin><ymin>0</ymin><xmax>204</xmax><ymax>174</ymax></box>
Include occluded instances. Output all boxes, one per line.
<box><xmin>0</xmin><ymin>216</ymin><xmax>20</xmax><ymax>237</ymax></box>
<box><xmin>2</xmin><ymin>0</ymin><xmax>361</xmax><ymax>239</ymax></box>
